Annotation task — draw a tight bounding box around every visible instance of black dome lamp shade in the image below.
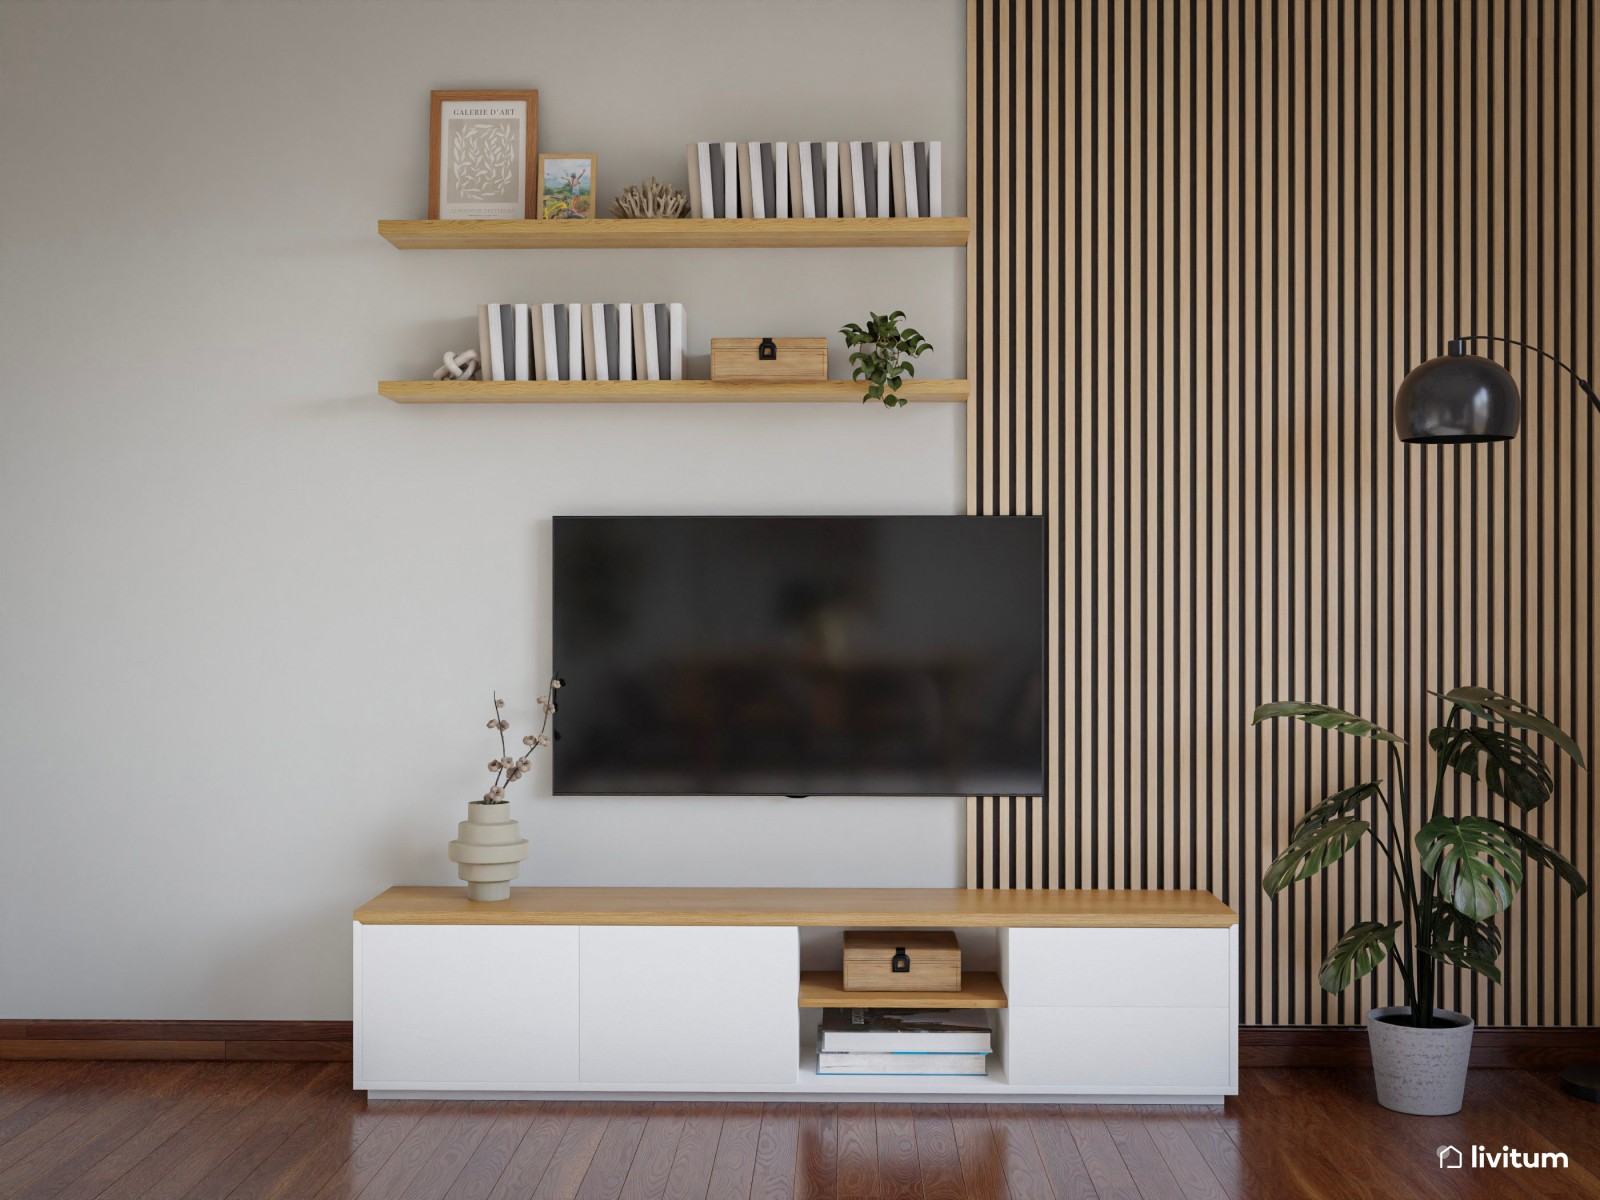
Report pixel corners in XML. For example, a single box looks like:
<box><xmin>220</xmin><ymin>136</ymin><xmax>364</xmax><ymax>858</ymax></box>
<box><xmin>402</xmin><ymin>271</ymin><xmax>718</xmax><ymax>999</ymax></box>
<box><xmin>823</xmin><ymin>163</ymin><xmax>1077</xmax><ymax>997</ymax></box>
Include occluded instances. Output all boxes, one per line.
<box><xmin>1394</xmin><ymin>334</ymin><xmax>1597</xmax><ymax>445</ymax></box>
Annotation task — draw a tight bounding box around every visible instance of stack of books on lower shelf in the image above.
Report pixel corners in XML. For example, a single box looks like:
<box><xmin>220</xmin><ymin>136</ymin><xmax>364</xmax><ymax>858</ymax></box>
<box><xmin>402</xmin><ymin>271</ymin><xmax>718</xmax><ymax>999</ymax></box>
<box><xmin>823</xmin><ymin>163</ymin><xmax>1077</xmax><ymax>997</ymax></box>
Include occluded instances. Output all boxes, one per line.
<box><xmin>816</xmin><ymin>1008</ymin><xmax>992</xmax><ymax>1077</ymax></box>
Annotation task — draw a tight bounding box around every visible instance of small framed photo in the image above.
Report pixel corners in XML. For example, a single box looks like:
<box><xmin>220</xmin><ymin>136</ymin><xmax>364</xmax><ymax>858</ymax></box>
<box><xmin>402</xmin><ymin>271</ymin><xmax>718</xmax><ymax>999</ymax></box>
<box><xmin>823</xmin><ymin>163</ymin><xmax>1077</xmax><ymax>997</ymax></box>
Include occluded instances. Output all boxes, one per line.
<box><xmin>538</xmin><ymin>154</ymin><xmax>599</xmax><ymax>220</ymax></box>
<box><xmin>429</xmin><ymin>89</ymin><xmax>538</xmax><ymax>220</ymax></box>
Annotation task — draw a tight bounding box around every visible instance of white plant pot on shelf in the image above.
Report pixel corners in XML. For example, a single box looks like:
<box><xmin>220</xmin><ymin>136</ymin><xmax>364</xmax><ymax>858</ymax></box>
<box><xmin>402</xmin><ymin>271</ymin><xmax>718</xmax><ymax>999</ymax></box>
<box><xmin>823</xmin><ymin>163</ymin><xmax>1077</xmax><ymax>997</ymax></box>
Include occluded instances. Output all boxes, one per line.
<box><xmin>448</xmin><ymin>800</ymin><xmax>529</xmax><ymax>901</ymax></box>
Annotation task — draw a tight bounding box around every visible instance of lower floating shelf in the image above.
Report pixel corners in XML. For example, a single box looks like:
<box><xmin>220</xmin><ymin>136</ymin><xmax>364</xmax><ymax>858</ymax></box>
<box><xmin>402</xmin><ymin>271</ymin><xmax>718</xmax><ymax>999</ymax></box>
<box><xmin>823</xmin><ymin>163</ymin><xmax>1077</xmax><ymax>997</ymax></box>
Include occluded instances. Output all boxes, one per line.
<box><xmin>378</xmin><ymin>379</ymin><xmax>970</xmax><ymax>405</ymax></box>
<box><xmin>798</xmin><ymin>970</ymin><xmax>1007</xmax><ymax>1010</ymax></box>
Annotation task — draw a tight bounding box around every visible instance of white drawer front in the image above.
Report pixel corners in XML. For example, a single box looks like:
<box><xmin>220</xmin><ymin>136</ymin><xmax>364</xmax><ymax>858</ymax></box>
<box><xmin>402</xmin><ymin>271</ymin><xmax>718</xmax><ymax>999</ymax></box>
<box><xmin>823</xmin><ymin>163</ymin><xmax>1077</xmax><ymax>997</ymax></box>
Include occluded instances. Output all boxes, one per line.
<box><xmin>581</xmin><ymin>926</ymin><xmax>798</xmax><ymax>1086</ymax></box>
<box><xmin>358</xmin><ymin>924</ymin><xmax>580</xmax><ymax>1085</ymax></box>
<box><xmin>1002</xmin><ymin>927</ymin><xmax>1231</xmax><ymax>1007</ymax></box>
<box><xmin>1001</xmin><ymin>1006</ymin><xmax>1232</xmax><ymax>1089</ymax></box>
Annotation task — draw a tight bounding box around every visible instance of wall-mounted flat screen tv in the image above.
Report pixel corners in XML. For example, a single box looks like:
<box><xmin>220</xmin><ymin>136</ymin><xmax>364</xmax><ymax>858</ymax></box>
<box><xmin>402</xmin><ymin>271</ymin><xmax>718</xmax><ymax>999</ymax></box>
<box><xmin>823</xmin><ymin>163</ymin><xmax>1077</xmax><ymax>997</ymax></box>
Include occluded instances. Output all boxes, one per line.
<box><xmin>552</xmin><ymin>515</ymin><xmax>1044</xmax><ymax>797</ymax></box>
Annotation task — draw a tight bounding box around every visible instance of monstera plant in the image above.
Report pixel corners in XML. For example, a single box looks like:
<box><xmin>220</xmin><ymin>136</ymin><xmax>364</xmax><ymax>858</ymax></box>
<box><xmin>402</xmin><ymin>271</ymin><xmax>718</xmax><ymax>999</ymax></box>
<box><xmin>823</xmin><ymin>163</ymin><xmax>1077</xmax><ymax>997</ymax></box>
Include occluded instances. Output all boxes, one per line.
<box><xmin>1254</xmin><ymin>687</ymin><xmax>1588</xmax><ymax>1030</ymax></box>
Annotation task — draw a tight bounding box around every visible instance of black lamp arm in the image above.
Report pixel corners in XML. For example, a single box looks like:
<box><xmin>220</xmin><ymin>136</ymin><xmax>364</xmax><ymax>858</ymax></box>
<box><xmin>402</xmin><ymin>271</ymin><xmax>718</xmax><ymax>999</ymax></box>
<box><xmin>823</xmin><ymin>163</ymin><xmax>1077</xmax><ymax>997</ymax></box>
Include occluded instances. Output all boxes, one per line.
<box><xmin>1449</xmin><ymin>334</ymin><xmax>1600</xmax><ymax>416</ymax></box>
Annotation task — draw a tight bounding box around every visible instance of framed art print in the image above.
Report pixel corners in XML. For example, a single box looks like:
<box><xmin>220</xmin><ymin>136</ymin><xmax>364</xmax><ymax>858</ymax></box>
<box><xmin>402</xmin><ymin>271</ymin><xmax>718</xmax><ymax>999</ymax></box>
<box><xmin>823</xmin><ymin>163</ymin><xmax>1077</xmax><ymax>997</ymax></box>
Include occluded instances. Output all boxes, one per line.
<box><xmin>537</xmin><ymin>154</ymin><xmax>598</xmax><ymax>220</ymax></box>
<box><xmin>429</xmin><ymin>89</ymin><xmax>538</xmax><ymax>220</ymax></box>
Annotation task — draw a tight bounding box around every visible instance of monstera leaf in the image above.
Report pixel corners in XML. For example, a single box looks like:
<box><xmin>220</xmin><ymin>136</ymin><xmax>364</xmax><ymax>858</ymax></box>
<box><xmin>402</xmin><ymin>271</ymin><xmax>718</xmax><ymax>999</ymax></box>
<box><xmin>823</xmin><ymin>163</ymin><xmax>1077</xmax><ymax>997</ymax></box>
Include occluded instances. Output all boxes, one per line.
<box><xmin>1415</xmin><ymin>815</ymin><xmax>1526</xmax><ymax>920</ymax></box>
<box><xmin>1429</xmin><ymin>726</ymin><xmax>1556</xmax><ymax>811</ymax></box>
<box><xmin>1422</xmin><ymin>899</ymin><xmax>1504</xmax><ymax>982</ymax></box>
<box><xmin>1263</xmin><ymin>815</ymin><xmax>1371</xmax><ymax>896</ymax></box>
<box><xmin>1291</xmin><ymin>781</ymin><xmax>1383</xmax><ymax>840</ymax></box>
<box><xmin>1319</xmin><ymin>920</ymin><xmax>1402</xmax><ymax>992</ymax></box>
<box><xmin>1253</xmin><ymin>702</ymin><xmax>1405</xmax><ymax>744</ymax></box>
<box><xmin>1436</xmin><ymin>687</ymin><xmax>1586</xmax><ymax>768</ymax></box>
<box><xmin>1496</xmin><ymin>822</ymin><xmax>1589</xmax><ymax>897</ymax></box>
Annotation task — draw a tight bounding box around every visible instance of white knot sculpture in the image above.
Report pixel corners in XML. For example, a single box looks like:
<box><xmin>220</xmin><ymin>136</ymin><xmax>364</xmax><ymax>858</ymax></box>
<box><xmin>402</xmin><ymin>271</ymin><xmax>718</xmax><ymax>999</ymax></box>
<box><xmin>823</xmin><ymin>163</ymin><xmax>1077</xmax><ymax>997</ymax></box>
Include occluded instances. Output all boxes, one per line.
<box><xmin>433</xmin><ymin>348</ymin><xmax>481</xmax><ymax>381</ymax></box>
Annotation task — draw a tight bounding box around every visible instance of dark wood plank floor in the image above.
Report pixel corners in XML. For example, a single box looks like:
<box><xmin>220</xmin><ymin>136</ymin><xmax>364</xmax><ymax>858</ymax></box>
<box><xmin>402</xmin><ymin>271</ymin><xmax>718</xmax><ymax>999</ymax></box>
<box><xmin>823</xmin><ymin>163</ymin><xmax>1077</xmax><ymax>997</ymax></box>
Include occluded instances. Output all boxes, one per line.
<box><xmin>0</xmin><ymin>1062</ymin><xmax>1596</xmax><ymax>1199</ymax></box>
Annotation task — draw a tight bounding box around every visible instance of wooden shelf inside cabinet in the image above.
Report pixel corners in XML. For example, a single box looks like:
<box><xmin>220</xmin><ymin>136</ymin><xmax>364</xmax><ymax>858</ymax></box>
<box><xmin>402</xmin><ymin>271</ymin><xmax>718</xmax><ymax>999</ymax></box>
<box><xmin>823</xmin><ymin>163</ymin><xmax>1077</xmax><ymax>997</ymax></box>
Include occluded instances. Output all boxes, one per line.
<box><xmin>378</xmin><ymin>379</ymin><xmax>971</xmax><ymax>405</ymax></box>
<box><xmin>377</xmin><ymin>217</ymin><xmax>969</xmax><ymax>250</ymax></box>
<box><xmin>798</xmin><ymin>971</ymin><xmax>1007</xmax><ymax>1010</ymax></box>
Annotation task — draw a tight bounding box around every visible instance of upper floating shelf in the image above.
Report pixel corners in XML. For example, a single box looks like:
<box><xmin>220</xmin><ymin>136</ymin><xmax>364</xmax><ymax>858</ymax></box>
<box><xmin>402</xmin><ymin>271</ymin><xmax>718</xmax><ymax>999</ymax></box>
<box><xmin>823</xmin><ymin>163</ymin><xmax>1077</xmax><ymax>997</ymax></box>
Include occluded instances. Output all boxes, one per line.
<box><xmin>377</xmin><ymin>217</ymin><xmax>970</xmax><ymax>250</ymax></box>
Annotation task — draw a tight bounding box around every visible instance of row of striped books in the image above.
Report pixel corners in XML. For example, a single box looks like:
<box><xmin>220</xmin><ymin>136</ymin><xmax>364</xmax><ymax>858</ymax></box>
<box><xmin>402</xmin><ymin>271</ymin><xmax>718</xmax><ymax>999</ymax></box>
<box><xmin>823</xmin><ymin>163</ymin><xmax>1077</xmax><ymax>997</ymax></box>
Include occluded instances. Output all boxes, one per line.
<box><xmin>476</xmin><ymin>303</ymin><xmax>686</xmax><ymax>382</ymax></box>
<box><xmin>685</xmin><ymin>141</ymin><xmax>942</xmax><ymax>219</ymax></box>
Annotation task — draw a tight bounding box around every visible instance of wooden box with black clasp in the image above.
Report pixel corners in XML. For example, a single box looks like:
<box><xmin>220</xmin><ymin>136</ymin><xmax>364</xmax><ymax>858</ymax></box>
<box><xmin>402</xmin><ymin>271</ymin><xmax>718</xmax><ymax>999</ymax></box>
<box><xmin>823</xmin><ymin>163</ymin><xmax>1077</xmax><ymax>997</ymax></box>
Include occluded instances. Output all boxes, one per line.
<box><xmin>709</xmin><ymin>336</ymin><xmax>829</xmax><ymax>381</ymax></box>
<box><xmin>842</xmin><ymin>929</ymin><xmax>962</xmax><ymax>992</ymax></box>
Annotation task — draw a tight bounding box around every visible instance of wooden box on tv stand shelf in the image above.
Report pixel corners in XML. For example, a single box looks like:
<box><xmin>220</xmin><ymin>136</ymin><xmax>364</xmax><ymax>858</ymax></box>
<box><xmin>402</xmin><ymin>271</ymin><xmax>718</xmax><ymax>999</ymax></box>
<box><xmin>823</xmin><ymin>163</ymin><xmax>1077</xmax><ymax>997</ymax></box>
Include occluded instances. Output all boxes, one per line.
<box><xmin>843</xmin><ymin>929</ymin><xmax>961</xmax><ymax>992</ymax></box>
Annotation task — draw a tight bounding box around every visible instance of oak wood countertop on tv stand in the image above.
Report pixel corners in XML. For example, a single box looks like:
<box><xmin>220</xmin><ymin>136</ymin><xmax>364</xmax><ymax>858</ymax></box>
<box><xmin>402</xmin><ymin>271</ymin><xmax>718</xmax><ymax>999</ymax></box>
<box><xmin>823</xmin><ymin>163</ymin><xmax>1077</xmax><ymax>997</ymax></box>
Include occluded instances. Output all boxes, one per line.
<box><xmin>353</xmin><ymin>886</ymin><xmax>1238</xmax><ymax>928</ymax></box>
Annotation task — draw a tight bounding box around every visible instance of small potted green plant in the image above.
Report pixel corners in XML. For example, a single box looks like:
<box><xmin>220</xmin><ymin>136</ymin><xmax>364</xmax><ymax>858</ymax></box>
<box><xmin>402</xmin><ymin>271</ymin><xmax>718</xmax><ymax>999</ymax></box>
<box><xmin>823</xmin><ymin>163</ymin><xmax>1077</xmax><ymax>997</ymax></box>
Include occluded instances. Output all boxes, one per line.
<box><xmin>1254</xmin><ymin>687</ymin><xmax>1587</xmax><ymax>1115</ymax></box>
<box><xmin>840</xmin><ymin>311</ymin><xmax>932</xmax><ymax>407</ymax></box>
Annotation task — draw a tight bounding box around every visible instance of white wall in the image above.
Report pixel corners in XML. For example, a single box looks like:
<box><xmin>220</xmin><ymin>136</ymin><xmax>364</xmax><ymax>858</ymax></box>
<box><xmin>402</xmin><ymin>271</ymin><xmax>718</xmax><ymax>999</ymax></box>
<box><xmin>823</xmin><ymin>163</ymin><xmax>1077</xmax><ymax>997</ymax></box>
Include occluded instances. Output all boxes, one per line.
<box><xmin>0</xmin><ymin>0</ymin><xmax>965</xmax><ymax>1019</ymax></box>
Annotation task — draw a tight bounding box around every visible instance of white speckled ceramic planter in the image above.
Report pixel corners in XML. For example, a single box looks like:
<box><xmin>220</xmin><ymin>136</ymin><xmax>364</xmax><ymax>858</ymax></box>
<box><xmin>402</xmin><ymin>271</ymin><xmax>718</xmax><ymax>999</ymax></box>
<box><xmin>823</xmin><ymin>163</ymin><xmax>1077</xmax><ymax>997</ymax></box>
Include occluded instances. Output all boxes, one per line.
<box><xmin>447</xmin><ymin>800</ymin><xmax>529</xmax><ymax>902</ymax></box>
<box><xmin>1367</xmin><ymin>1005</ymin><xmax>1474</xmax><ymax>1115</ymax></box>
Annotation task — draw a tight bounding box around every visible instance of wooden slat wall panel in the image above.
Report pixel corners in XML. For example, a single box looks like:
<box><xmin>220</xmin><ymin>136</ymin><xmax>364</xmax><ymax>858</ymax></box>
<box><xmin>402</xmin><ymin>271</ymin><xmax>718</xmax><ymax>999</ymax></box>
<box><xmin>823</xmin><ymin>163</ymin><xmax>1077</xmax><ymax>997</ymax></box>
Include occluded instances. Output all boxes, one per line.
<box><xmin>967</xmin><ymin>0</ymin><xmax>1599</xmax><ymax>1027</ymax></box>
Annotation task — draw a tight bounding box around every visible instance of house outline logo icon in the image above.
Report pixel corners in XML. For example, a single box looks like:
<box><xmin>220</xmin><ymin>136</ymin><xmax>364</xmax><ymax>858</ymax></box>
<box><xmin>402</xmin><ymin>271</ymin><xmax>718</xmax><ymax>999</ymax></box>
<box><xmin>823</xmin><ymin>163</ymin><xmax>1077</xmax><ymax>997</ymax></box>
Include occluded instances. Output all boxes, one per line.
<box><xmin>1438</xmin><ymin>1145</ymin><xmax>1463</xmax><ymax>1169</ymax></box>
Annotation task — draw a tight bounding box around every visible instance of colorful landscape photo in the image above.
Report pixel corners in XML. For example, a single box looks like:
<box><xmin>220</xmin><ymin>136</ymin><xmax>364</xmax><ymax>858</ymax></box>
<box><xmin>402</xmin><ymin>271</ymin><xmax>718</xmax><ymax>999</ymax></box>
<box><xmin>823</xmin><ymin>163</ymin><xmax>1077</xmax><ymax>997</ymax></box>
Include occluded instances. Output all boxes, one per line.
<box><xmin>540</xmin><ymin>155</ymin><xmax>595</xmax><ymax>220</ymax></box>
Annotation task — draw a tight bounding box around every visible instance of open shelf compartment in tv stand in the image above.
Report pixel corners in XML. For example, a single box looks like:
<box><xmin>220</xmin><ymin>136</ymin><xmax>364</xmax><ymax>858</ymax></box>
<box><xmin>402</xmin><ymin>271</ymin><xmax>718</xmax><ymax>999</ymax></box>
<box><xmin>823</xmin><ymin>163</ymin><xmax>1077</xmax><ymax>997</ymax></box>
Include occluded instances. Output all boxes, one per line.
<box><xmin>353</xmin><ymin>886</ymin><xmax>1239</xmax><ymax>1104</ymax></box>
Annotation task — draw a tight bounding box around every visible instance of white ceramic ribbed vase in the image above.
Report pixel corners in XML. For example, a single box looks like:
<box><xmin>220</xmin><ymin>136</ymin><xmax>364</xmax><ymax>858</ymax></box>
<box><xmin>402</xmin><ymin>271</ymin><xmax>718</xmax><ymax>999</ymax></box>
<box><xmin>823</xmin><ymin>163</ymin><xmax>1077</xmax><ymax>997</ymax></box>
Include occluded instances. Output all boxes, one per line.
<box><xmin>447</xmin><ymin>801</ymin><xmax>529</xmax><ymax>902</ymax></box>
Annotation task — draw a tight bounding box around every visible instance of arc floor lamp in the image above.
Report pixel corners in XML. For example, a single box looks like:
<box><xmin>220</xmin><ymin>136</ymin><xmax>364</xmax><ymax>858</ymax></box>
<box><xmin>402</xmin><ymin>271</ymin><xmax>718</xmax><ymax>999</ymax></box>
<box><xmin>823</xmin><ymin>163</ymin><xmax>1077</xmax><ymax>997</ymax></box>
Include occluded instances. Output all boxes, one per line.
<box><xmin>1395</xmin><ymin>335</ymin><xmax>1598</xmax><ymax>442</ymax></box>
<box><xmin>1394</xmin><ymin>335</ymin><xmax>1598</xmax><ymax>1103</ymax></box>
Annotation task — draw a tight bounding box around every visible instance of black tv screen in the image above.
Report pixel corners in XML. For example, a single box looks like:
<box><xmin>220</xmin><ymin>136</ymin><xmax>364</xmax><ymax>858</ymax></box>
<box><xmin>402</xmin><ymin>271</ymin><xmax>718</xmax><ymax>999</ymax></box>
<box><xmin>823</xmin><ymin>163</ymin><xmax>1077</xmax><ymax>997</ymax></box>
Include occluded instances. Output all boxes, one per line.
<box><xmin>552</xmin><ymin>515</ymin><xmax>1044</xmax><ymax>796</ymax></box>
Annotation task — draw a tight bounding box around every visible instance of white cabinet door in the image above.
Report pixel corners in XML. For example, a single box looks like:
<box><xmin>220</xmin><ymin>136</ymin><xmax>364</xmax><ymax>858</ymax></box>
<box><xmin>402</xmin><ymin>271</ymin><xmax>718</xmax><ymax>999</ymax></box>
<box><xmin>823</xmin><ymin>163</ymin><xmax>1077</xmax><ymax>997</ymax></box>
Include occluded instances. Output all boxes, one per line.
<box><xmin>1001</xmin><ymin>928</ymin><xmax>1231</xmax><ymax>1007</ymax></box>
<box><xmin>1000</xmin><ymin>1006</ymin><xmax>1233</xmax><ymax>1089</ymax></box>
<box><xmin>357</xmin><ymin>924</ymin><xmax>580</xmax><ymax>1086</ymax></box>
<box><xmin>580</xmin><ymin>926</ymin><xmax>798</xmax><ymax>1086</ymax></box>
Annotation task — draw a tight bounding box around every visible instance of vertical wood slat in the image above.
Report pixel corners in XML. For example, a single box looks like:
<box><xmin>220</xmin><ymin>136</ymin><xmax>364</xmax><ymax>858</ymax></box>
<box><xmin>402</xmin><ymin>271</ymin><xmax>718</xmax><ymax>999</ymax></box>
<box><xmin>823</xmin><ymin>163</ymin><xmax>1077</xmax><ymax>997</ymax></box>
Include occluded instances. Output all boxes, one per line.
<box><xmin>967</xmin><ymin>0</ymin><xmax>1599</xmax><ymax>1028</ymax></box>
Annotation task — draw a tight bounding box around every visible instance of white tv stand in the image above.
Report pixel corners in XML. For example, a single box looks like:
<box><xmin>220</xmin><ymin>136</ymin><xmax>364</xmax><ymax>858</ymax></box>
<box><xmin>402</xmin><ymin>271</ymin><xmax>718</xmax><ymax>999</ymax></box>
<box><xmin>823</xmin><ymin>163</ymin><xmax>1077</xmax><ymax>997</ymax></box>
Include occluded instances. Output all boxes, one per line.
<box><xmin>353</xmin><ymin>887</ymin><xmax>1238</xmax><ymax>1104</ymax></box>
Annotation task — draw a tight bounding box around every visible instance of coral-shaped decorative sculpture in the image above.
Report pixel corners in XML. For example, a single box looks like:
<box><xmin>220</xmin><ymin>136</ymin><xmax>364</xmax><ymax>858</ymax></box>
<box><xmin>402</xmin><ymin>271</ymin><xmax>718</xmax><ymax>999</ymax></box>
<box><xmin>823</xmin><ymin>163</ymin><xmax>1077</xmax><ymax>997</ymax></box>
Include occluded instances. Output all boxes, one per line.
<box><xmin>611</xmin><ymin>177</ymin><xmax>689</xmax><ymax>219</ymax></box>
<box><xmin>432</xmin><ymin>349</ymin><xmax>480</xmax><ymax>381</ymax></box>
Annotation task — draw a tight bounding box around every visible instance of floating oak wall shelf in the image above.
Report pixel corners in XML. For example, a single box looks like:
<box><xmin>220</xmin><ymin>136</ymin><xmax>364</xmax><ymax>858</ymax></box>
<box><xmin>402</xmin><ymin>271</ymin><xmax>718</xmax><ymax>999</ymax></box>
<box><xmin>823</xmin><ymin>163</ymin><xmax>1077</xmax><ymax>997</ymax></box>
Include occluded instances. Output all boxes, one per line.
<box><xmin>377</xmin><ymin>217</ymin><xmax>970</xmax><ymax>250</ymax></box>
<box><xmin>378</xmin><ymin>379</ymin><xmax>971</xmax><ymax>405</ymax></box>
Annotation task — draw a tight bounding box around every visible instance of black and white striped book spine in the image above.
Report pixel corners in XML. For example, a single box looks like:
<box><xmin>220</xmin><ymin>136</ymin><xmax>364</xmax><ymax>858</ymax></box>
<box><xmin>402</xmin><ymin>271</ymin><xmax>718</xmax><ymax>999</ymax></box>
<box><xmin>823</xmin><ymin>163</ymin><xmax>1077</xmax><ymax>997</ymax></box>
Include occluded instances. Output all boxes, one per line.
<box><xmin>872</xmin><ymin>141</ymin><xmax>891</xmax><ymax>217</ymax></box>
<box><xmin>540</xmin><ymin>304</ymin><xmax>561</xmax><ymax>380</ymax></box>
<box><xmin>587</xmin><ymin>303</ymin><xmax>629</xmax><ymax>381</ymax></box>
<box><xmin>486</xmin><ymin>303</ymin><xmax>507</xmax><ymax>381</ymax></box>
<box><xmin>720</xmin><ymin>141</ymin><xmax>738</xmax><ymax>217</ymax></box>
<box><xmin>667</xmin><ymin>302</ymin><xmax>685</xmax><ymax>381</ymax></box>
<box><xmin>540</xmin><ymin>303</ymin><xmax>584</xmax><ymax>381</ymax></box>
<box><xmin>696</xmin><ymin>143</ymin><xmax>716</xmax><ymax>219</ymax></box>
<box><xmin>796</xmin><ymin>143</ymin><xmax>817</xmax><ymax>217</ymax></box>
<box><xmin>772</xmin><ymin>142</ymin><xmax>789</xmax><ymax>217</ymax></box>
<box><xmin>564</xmin><ymin>303</ymin><xmax>583</xmax><ymax>381</ymax></box>
<box><xmin>588</xmin><ymin>304</ymin><xmax>609</xmax><ymax>381</ymax></box>
<box><xmin>696</xmin><ymin>142</ymin><xmax>739</xmax><ymax>217</ymax></box>
<box><xmin>686</xmin><ymin>144</ymin><xmax>703</xmax><ymax>217</ymax></box>
<box><xmin>806</xmin><ymin>143</ymin><xmax>829</xmax><ymax>218</ymax></box>
<box><xmin>512</xmin><ymin>303</ymin><xmax>531</xmax><ymax>381</ymax></box>
<box><xmin>900</xmin><ymin>142</ymin><xmax>921</xmax><ymax>217</ymax></box>
<box><xmin>614</xmin><ymin>303</ymin><xmax>633</xmax><ymax>380</ymax></box>
<box><xmin>747</xmin><ymin>142</ymin><xmax>766</xmax><ymax>218</ymax></box>
<box><xmin>823</xmin><ymin>142</ymin><xmax>839</xmax><ymax>218</ymax></box>
<box><xmin>531</xmin><ymin>307</ymin><xmax>547</xmax><ymax>380</ymax></box>
<box><xmin>848</xmin><ymin>142</ymin><xmax>867</xmax><ymax>217</ymax></box>
<box><xmin>641</xmin><ymin>303</ymin><xmax>662</xmax><ymax>381</ymax></box>
<box><xmin>478</xmin><ymin>305</ymin><xmax>493</xmax><ymax>381</ymax></box>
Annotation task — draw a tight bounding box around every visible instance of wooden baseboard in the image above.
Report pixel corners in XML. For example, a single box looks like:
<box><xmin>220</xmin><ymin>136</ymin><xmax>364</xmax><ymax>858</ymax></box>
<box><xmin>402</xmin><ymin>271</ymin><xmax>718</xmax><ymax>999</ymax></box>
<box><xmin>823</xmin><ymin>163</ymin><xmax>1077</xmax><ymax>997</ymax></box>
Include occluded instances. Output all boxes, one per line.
<box><xmin>3</xmin><ymin>1019</ymin><xmax>1594</xmax><ymax>1068</ymax></box>
<box><xmin>1242</xmin><ymin>1025</ymin><xmax>1600</xmax><ymax>1069</ymax></box>
<box><xmin>0</xmin><ymin>1020</ymin><xmax>352</xmax><ymax>1062</ymax></box>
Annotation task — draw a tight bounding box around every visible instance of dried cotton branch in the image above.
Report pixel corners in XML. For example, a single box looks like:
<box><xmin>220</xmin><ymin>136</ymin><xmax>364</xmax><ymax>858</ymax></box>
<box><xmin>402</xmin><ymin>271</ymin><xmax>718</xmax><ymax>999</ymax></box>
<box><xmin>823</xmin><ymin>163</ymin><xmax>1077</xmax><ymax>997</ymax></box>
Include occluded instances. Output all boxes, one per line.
<box><xmin>479</xmin><ymin>682</ymin><xmax>560</xmax><ymax>803</ymax></box>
